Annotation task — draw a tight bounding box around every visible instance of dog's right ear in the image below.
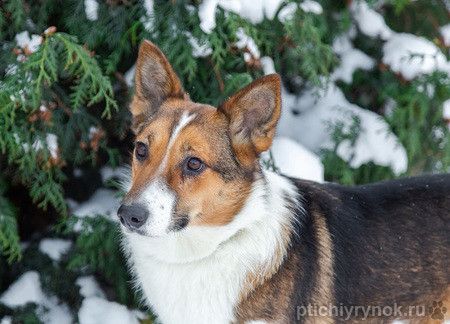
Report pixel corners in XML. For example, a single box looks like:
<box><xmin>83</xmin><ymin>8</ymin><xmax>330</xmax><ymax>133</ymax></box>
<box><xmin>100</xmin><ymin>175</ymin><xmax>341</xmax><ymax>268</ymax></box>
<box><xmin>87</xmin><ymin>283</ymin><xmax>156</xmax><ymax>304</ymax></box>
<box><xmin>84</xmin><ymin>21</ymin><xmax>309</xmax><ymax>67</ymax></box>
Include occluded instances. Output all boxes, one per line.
<box><xmin>130</xmin><ymin>40</ymin><xmax>185</xmax><ymax>132</ymax></box>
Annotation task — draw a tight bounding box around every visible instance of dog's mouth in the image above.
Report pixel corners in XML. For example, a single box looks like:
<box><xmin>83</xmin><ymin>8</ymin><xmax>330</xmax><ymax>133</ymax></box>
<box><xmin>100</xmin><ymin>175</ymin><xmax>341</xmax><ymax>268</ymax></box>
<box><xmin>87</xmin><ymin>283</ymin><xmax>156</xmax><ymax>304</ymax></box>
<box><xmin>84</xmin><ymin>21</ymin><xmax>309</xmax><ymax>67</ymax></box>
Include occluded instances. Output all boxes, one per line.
<box><xmin>167</xmin><ymin>214</ymin><xmax>190</xmax><ymax>232</ymax></box>
<box><xmin>119</xmin><ymin>223</ymin><xmax>147</xmax><ymax>236</ymax></box>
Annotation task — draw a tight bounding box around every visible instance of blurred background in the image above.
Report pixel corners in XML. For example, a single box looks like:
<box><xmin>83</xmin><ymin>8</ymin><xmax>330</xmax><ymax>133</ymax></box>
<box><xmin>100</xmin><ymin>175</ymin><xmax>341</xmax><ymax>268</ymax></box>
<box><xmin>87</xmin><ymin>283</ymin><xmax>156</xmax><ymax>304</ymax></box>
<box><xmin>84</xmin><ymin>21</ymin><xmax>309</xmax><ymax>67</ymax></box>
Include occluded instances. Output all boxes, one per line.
<box><xmin>0</xmin><ymin>0</ymin><xmax>449</xmax><ymax>322</ymax></box>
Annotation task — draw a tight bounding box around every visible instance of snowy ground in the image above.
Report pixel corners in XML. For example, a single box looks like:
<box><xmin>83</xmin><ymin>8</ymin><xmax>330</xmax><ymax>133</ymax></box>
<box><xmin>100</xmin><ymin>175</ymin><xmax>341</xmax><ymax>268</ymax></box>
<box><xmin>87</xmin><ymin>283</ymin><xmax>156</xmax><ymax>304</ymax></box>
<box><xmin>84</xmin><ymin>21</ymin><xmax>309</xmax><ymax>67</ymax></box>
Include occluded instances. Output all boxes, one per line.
<box><xmin>0</xmin><ymin>270</ymin><xmax>143</xmax><ymax>324</ymax></box>
<box><xmin>0</xmin><ymin>167</ymin><xmax>143</xmax><ymax>324</ymax></box>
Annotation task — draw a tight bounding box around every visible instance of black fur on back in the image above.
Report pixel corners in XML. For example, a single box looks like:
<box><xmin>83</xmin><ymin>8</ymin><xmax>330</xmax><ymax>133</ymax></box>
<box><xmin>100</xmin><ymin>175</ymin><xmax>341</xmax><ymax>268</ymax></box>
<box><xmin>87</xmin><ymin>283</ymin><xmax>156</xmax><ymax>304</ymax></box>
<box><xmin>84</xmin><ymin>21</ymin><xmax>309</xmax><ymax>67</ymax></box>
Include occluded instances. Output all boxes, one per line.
<box><xmin>290</xmin><ymin>174</ymin><xmax>450</xmax><ymax>321</ymax></box>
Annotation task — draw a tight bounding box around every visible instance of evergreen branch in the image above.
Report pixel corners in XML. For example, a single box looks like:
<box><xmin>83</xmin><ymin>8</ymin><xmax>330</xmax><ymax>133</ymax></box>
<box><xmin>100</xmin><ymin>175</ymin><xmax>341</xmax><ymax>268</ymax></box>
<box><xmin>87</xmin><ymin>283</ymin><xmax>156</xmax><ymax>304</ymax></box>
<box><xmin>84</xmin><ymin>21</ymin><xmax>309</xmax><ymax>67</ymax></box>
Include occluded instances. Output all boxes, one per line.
<box><xmin>0</xmin><ymin>180</ymin><xmax>21</xmax><ymax>263</ymax></box>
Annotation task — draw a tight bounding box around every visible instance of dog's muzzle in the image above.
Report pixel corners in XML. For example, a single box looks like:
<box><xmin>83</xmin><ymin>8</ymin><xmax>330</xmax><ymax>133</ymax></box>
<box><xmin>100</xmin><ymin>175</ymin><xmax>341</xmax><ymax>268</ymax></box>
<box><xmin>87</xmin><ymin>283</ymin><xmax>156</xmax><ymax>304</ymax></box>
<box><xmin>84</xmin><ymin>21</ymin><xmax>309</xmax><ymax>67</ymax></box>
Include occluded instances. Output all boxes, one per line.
<box><xmin>117</xmin><ymin>203</ymin><xmax>149</xmax><ymax>232</ymax></box>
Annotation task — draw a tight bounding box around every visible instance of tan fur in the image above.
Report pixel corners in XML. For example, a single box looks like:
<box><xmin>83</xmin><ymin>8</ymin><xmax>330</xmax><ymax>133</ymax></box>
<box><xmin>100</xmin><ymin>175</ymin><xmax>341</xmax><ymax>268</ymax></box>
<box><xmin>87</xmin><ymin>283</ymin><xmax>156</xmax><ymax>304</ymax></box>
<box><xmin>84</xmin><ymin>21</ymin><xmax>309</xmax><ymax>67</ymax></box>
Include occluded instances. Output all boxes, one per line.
<box><xmin>131</xmin><ymin>40</ymin><xmax>185</xmax><ymax>132</ymax></box>
<box><xmin>126</xmin><ymin>40</ymin><xmax>282</xmax><ymax>229</ymax></box>
<box><xmin>126</xmin><ymin>100</ymin><xmax>253</xmax><ymax>226</ymax></box>
<box><xmin>411</xmin><ymin>287</ymin><xmax>450</xmax><ymax>324</ymax></box>
<box><xmin>235</xmin><ymin>253</ymin><xmax>299</xmax><ymax>324</ymax></box>
<box><xmin>238</xmin><ymin>221</ymin><xmax>294</xmax><ymax>301</ymax></box>
<box><xmin>307</xmin><ymin>209</ymin><xmax>335</xmax><ymax>324</ymax></box>
<box><xmin>234</xmin><ymin>207</ymin><xmax>336</xmax><ymax>324</ymax></box>
<box><xmin>220</xmin><ymin>74</ymin><xmax>281</xmax><ymax>168</ymax></box>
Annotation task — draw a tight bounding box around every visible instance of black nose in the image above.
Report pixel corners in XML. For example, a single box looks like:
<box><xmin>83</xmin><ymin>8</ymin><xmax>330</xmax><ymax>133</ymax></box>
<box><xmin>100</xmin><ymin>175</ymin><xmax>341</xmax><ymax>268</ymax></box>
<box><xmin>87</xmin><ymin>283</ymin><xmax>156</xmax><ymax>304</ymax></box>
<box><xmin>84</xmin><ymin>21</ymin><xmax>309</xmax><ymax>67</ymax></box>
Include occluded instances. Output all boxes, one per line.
<box><xmin>117</xmin><ymin>204</ymin><xmax>149</xmax><ymax>230</ymax></box>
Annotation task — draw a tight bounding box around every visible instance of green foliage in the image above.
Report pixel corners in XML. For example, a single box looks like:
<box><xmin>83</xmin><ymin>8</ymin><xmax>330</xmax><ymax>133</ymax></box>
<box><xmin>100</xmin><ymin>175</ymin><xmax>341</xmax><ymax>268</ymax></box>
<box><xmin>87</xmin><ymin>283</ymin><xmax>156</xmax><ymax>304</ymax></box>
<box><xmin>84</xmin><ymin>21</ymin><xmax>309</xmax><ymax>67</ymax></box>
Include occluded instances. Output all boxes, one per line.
<box><xmin>339</xmin><ymin>69</ymin><xmax>450</xmax><ymax>175</ymax></box>
<box><xmin>66</xmin><ymin>217</ymin><xmax>136</xmax><ymax>305</ymax></box>
<box><xmin>0</xmin><ymin>304</ymin><xmax>43</xmax><ymax>324</ymax></box>
<box><xmin>383</xmin><ymin>0</ymin><xmax>449</xmax><ymax>36</ymax></box>
<box><xmin>0</xmin><ymin>31</ymin><xmax>118</xmax><ymax>216</ymax></box>
<box><xmin>0</xmin><ymin>1</ymin><xmax>26</xmax><ymax>38</ymax></box>
<box><xmin>280</xmin><ymin>7</ymin><xmax>337</xmax><ymax>87</ymax></box>
<box><xmin>321</xmin><ymin>115</ymin><xmax>395</xmax><ymax>185</ymax></box>
<box><xmin>383</xmin><ymin>72</ymin><xmax>450</xmax><ymax>173</ymax></box>
<box><xmin>0</xmin><ymin>179</ymin><xmax>20</xmax><ymax>263</ymax></box>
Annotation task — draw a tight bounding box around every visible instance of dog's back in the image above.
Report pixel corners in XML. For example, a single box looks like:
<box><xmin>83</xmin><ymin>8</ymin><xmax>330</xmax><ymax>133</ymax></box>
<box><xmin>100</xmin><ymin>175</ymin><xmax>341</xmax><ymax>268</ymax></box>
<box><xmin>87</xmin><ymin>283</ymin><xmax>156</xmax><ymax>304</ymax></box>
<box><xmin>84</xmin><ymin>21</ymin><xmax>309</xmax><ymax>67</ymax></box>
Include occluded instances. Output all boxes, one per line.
<box><xmin>238</xmin><ymin>175</ymin><xmax>450</xmax><ymax>323</ymax></box>
<box><xmin>310</xmin><ymin>175</ymin><xmax>449</xmax><ymax>304</ymax></box>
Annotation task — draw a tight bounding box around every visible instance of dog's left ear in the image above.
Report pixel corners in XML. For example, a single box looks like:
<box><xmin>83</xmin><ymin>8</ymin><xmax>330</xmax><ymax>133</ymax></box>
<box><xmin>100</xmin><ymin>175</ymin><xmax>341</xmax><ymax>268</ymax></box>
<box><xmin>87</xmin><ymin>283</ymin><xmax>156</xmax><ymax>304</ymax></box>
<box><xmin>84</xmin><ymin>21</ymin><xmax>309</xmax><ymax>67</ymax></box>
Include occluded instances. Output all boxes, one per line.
<box><xmin>130</xmin><ymin>40</ymin><xmax>185</xmax><ymax>132</ymax></box>
<box><xmin>219</xmin><ymin>74</ymin><xmax>281</xmax><ymax>167</ymax></box>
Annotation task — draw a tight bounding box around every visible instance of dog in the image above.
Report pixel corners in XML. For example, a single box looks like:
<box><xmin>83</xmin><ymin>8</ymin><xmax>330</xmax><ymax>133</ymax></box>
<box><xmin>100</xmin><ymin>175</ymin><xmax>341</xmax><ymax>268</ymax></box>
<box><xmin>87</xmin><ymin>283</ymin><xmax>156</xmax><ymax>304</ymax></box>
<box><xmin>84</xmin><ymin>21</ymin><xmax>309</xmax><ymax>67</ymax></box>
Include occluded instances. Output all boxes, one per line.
<box><xmin>118</xmin><ymin>40</ymin><xmax>450</xmax><ymax>324</ymax></box>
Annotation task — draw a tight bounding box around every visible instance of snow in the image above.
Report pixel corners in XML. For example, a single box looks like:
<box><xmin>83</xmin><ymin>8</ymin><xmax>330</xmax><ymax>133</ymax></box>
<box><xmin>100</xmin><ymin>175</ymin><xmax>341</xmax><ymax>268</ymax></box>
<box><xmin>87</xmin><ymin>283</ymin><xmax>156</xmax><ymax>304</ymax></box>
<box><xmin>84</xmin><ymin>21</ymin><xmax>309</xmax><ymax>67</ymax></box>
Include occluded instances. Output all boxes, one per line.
<box><xmin>45</xmin><ymin>133</ymin><xmax>58</xmax><ymax>159</ymax></box>
<box><xmin>186</xmin><ymin>33</ymin><xmax>212</xmax><ymax>57</ymax></box>
<box><xmin>278</xmin><ymin>3</ymin><xmax>297</xmax><ymax>22</ymax></box>
<box><xmin>38</xmin><ymin>238</ymin><xmax>72</xmax><ymax>261</ymax></box>
<box><xmin>76</xmin><ymin>276</ymin><xmax>142</xmax><ymax>324</ymax></box>
<box><xmin>66</xmin><ymin>198</ymin><xmax>79</xmax><ymax>210</ymax></box>
<box><xmin>332</xmin><ymin>49</ymin><xmax>375</xmax><ymax>83</ymax></box>
<box><xmin>143</xmin><ymin>0</ymin><xmax>154</xmax><ymax>16</ymax></box>
<box><xmin>261</xmin><ymin>56</ymin><xmax>276</xmax><ymax>74</ymax></box>
<box><xmin>84</xmin><ymin>0</ymin><xmax>99</xmax><ymax>21</ymax></box>
<box><xmin>444</xmin><ymin>99</ymin><xmax>450</xmax><ymax>130</ymax></box>
<box><xmin>78</xmin><ymin>297</ymin><xmax>139</xmax><ymax>324</ymax></box>
<box><xmin>331</xmin><ymin>30</ymin><xmax>375</xmax><ymax>83</ymax></box>
<box><xmin>0</xmin><ymin>317</ymin><xmax>12</xmax><ymax>324</ymax></box>
<box><xmin>76</xmin><ymin>276</ymin><xmax>106</xmax><ymax>299</ymax></box>
<box><xmin>141</xmin><ymin>0</ymin><xmax>155</xmax><ymax>31</ymax></box>
<box><xmin>198</xmin><ymin>0</ymin><xmax>285</xmax><ymax>33</ymax></box>
<box><xmin>344</xmin><ymin>7</ymin><xmax>450</xmax><ymax>81</ymax></box>
<box><xmin>259</xmin><ymin>0</ymin><xmax>285</xmax><ymax>20</ymax></box>
<box><xmin>440</xmin><ymin>23</ymin><xmax>450</xmax><ymax>47</ymax></box>
<box><xmin>231</xmin><ymin>0</ymin><xmax>284</xmax><ymax>24</ymax></box>
<box><xmin>350</xmin><ymin>0</ymin><xmax>393</xmax><ymax>40</ymax></box>
<box><xmin>4</xmin><ymin>258</ymin><xmax>139</xmax><ymax>324</ymax></box>
<box><xmin>0</xmin><ymin>270</ymin><xmax>126</xmax><ymax>324</ymax></box>
<box><xmin>382</xmin><ymin>33</ymin><xmax>450</xmax><ymax>80</ymax></box>
<box><xmin>71</xmin><ymin>189</ymin><xmax>120</xmax><ymax>230</ymax></box>
<box><xmin>22</xmin><ymin>133</ymin><xmax>59</xmax><ymax>158</ymax></box>
<box><xmin>235</xmin><ymin>28</ymin><xmax>260</xmax><ymax>62</ymax></box>
<box><xmin>417</xmin><ymin>83</ymin><xmax>435</xmax><ymax>97</ymax></box>
<box><xmin>299</xmin><ymin>0</ymin><xmax>323</xmax><ymax>14</ymax></box>
<box><xmin>198</xmin><ymin>0</ymin><xmax>220</xmax><ymax>33</ymax></box>
<box><xmin>266</xmin><ymin>137</ymin><xmax>324</xmax><ymax>182</ymax></box>
<box><xmin>89</xmin><ymin>126</ymin><xmax>98</xmax><ymax>139</ymax></box>
<box><xmin>260</xmin><ymin>55</ymin><xmax>406</xmax><ymax>175</ymax></box>
<box><xmin>383</xmin><ymin>97</ymin><xmax>397</xmax><ymax>117</ymax></box>
<box><xmin>0</xmin><ymin>271</ymin><xmax>72</xmax><ymax>324</ymax></box>
<box><xmin>124</xmin><ymin>64</ymin><xmax>136</xmax><ymax>87</ymax></box>
<box><xmin>40</xmin><ymin>302</ymin><xmax>72</xmax><ymax>324</ymax></box>
<box><xmin>278</xmin><ymin>83</ymin><xmax>408</xmax><ymax>175</ymax></box>
<box><xmin>332</xmin><ymin>32</ymin><xmax>353</xmax><ymax>55</ymax></box>
<box><xmin>72</xmin><ymin>188</ymin><xmax>120</xmax><ymax>219</ymax></box>
<box><xmin>5</xmin><ymin>64</ymin><xmax>18</xmax><ymax>76</ymax></box>
<box><xmin>15</xmin><ymin>31</ymin><xmax>42</xmax><ymax>53</ymax></box>
<box><xmin>100</xmin><ymin>166</ymin><xmax>128</xmax><ymax>183</ymax></box>
<box><xmin>444</xmin><ymin>99</ymin><xmax>450</xmax><ymax>119</ymax></box>
<box><xmin>0</xmin><ymin>271</ymin><xmax>44</xmax><ymax>307</ymax></box>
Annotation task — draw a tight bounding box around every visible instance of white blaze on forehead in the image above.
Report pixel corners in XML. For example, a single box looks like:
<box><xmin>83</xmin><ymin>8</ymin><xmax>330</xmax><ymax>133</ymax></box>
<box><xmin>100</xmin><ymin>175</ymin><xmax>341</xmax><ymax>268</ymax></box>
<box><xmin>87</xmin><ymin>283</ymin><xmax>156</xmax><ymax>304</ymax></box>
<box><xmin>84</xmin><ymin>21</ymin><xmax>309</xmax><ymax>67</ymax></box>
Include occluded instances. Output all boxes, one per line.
<box><xmin>157</xmin><ymin>111</ymin><xmax>196</xmax><ymax>173</ymax></box>
<box><xmin>139</xmin><ymin>111</ymin><xmax>196</xmax><ymax>236</ymax></box>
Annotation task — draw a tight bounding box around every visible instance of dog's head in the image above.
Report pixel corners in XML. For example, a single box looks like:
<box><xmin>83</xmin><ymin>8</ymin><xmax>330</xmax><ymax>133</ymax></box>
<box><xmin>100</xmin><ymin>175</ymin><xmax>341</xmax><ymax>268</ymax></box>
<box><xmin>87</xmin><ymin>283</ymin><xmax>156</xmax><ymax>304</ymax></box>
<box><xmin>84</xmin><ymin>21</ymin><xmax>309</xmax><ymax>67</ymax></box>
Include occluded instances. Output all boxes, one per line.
<box><xmin>118</xmin><ymin>40</ymin><xmax>281</xmax><ymax>238</ymax></box>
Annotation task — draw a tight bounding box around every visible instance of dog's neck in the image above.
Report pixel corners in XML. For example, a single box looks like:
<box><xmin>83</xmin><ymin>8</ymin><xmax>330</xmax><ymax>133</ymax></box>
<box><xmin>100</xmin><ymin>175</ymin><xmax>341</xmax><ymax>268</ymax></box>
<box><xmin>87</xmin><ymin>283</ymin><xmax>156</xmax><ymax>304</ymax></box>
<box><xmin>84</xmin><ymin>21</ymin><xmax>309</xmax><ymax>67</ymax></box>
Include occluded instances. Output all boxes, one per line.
<box><xmin>123</xmin><ymin>170</ymin><xmax>302</xmax><ymax>323</ymax></box>
<box><xmin>124</xmin><ymin>170</ymin><xmax>301</xmax><ymax>266</ymax></box>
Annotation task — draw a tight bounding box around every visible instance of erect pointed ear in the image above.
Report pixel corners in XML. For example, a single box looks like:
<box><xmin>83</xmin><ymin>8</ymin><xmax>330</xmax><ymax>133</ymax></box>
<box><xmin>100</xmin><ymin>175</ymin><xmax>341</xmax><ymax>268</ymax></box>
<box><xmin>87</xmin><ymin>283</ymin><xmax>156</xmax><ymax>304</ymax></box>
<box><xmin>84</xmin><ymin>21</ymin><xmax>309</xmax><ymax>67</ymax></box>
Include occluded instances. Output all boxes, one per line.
<box><xmin>219</xmin><ymin>74</ymin><xmax>281</xmax><ymax>167</ymax></box>
<box><xmin>130</xmin><ymin>40</ymin><xmax>185</xmax><ymax>132</ymax></box>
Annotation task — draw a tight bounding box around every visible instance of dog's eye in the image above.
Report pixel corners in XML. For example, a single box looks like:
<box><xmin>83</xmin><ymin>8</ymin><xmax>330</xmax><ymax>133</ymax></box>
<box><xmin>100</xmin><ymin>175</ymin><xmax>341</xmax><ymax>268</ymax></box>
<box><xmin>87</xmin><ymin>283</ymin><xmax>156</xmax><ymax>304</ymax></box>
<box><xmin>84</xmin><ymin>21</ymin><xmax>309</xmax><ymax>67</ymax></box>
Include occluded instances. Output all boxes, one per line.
<box><xmin>183</xmin><ymin>157</ymin><xmax>204</xmax><ymax>175</ymax></box>
<box><xmin>135</xmin><ymin>142</ymin><xmax>148</xmax><ymax>161</ymax></box>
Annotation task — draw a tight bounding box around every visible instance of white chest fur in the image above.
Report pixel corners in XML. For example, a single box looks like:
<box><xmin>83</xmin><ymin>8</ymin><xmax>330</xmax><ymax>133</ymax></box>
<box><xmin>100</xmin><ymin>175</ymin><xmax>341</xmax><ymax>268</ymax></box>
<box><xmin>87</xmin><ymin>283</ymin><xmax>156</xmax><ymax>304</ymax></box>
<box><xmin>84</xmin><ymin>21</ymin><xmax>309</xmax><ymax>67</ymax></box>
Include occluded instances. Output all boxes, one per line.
<box><xmin>129</xmin><ymin>242</ymin><xmax>249</xmax><ymax>323</ymax></box>
<box><xmin>123</xmin><ymin>171</ymin><xmax>301</xmax><ymax>324</ymax></box>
